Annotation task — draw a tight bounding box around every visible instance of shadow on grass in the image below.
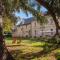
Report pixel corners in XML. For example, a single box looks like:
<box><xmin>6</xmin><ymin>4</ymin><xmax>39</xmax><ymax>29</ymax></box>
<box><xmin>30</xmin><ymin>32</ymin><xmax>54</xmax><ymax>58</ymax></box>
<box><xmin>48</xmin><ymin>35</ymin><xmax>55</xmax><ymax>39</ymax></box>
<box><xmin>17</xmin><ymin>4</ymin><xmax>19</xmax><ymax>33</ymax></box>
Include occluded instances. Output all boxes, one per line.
<box><xmin>55</xmin><ymin>52</ymin><xmax>60</xmax><ymax>60</ymax></box>
<box><xmin>6</xmin><ymin>51</ymin><xmax>15</xmax><ymax>60</ymax></box>
<box><xmin>9</xmin><ymin>44</ymin><xmax>60</xmax><ymax>60</ymax></box>
<box><xmin>5</xmin><ymin>37</ymin><xmax>60</xmax><ymax>60</ymax></box>
<box><xmin>18</xmin><ymin>36</ymin><xmax>60</xmax><ymax>45</ymax></box>
<box><xmin>20</xmin><ymin>44</ymin><xmax>60</xmax><ymax>60</ymax></box>
<box><xmin>3</xmin><ymin>46</ymin><xmax>16</xmax><ymax>60</ymax></box>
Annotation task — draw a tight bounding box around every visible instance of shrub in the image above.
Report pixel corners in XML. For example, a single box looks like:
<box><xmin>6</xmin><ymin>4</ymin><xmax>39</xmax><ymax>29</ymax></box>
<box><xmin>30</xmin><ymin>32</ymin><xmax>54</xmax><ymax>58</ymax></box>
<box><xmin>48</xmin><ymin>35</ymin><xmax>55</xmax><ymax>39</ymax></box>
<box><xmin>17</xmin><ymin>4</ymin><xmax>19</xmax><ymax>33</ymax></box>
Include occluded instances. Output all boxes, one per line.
<box><xmin>55</xmin><ymin>53</ymin><xmax>60</xmax><ymax>60</ymax></box>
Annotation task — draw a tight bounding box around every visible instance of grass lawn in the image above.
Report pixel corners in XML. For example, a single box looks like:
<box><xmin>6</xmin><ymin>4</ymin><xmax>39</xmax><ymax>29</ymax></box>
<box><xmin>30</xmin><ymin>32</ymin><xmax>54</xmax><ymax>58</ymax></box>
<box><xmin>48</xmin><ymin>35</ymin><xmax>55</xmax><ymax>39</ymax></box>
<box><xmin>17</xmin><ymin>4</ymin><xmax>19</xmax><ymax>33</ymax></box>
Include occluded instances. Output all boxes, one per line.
<box><xmin>5</xmin><ymin>38</ymin><xmax>46</xmax><ymax>47</ymax></box>
<box><xmin>5</xmin><ymin>38</ymin><xmax>60</xmax><ymax>60</ymax></box>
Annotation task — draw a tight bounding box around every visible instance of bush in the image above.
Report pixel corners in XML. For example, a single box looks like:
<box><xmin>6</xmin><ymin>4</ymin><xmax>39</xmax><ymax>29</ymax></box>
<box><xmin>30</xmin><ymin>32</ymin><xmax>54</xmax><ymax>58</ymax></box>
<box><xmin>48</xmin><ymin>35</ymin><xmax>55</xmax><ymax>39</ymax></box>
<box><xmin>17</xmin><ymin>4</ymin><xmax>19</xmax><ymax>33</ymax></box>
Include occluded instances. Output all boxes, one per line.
<box><xmin>55</xmin><ymin>53</ymin><xmax>60</xmax><ymax>60</ymax></box>
<box><xmin>4</xmin><ymin>32</ymin><xmax>12</xmax><ymax>38</ymax></box>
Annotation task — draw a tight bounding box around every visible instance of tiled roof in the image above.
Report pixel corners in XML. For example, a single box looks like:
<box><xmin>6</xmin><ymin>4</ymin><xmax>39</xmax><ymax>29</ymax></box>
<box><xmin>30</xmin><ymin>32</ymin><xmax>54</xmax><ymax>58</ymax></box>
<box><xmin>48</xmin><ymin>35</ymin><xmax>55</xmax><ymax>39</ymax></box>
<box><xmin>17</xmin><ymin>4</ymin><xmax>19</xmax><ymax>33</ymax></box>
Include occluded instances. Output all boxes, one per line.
<box><xmin>24</xmin><ymin>17</ymin><xmax>35</xmax><ymax>25</ymax></box>
<box><xmin>17</xmin><ymin>17</ymin><xmax>36</xmax><ymax>26</ymax></box>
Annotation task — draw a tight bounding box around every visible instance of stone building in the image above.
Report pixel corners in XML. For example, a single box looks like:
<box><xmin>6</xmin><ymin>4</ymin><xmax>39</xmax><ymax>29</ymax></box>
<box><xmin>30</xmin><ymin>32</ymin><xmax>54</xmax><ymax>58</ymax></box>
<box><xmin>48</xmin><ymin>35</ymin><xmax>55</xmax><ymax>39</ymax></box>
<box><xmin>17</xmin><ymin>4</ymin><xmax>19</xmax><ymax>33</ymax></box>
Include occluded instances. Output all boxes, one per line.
<box><xmin>12</xmin><ymin>15</ymin><xmax>57</xmax><ymax>38</ymax></box>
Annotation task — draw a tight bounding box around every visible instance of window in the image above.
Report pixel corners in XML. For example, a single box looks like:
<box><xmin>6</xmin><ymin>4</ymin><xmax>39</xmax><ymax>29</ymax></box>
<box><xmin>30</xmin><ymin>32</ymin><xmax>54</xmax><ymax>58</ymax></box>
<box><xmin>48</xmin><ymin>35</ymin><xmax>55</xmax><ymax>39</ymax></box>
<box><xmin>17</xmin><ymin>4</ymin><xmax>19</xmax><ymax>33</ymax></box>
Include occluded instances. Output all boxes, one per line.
<box><xmin>26</xmin><ymin>35</ymin><xmax>28</xmax><ymax>38</ymax></box>
<box><xmin>26</xmin><ymin>31</ymin><xmax>28</xmax><ymax>33</ymax></box>
<box><xmin>12</xmin><ymin>28</ymin><xmax>17</xmax><ymax>32</ymax></box>
<box><xmin>50</xmin><ymin>19</ymin><xmax>54</xmax><ymax>24</ymax></box>
<box><xmin>21</xmin><ymin>28</ymin><xmax>23</xmax><ymax>31</ymax></box>
<box><xmin>51</xmin><ymin>29</ymin><xmax>53</xmax><ymax>35</ymax></box>
<box><xmin>51</xmin><ymin>29</ymin><xmax>53</xmax><ymax>31</ymax></box>
<box><xmin>26</xmin><ymin>25</ymin><xmax>27</xmax><ymax>28</ymax></box>
<box><xmin>34</xmin><ymin>30</ymin><xmax>36</xmax><ymax>38</ymax></box>
<box><xmin>51</xmin><ymin>32</ymin><xmax>53</xmax><ymax>35</ymax></box>
<box><xmin>29</xmin><ymin>30</ymin><xmax>31</xmax><ymax>35</ymax></box>
<box><xmin>35</xmin><ymin>22</ymin><xmax>36</xmax><ymax>27</ymax></box>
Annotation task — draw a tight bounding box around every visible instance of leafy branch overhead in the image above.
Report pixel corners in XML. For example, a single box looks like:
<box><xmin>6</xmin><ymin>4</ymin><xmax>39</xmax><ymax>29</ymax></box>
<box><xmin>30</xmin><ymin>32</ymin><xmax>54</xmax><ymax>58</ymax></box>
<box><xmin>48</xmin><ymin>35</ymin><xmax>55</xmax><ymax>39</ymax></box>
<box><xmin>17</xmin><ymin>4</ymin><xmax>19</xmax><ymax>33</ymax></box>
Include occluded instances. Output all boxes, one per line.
<box><xmin>37</xmin><ymin>0</ymin><xmax>60</xmax><ymax>36</ymax></box>
<box><xmin>0</xmin><ymin>0</ymin><xmax>47</xmax><ymax>25</ymax></box>
<box><xmin>19</xmin><ymin>3</ymin><xmax>48</xmax><ymax>25</ymax></box>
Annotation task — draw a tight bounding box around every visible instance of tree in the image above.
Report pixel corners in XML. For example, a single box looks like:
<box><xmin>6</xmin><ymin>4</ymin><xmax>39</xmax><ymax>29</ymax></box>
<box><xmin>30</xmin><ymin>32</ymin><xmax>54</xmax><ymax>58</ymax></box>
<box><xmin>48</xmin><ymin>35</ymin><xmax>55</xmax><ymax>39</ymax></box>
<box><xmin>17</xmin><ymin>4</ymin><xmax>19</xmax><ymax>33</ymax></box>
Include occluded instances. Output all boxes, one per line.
<box><xmin>0</xmin><ymin>0</ymin><xmax>46</xmax><ymax>59</ymax></box>
<box><xmin>1</xmin><ymin>0</ymin><xmax>60</xmax><ymax>59</ymax></box>
<box><xmin>3</xmin><ymin>16</ymin><xmax>14</xmax><ymax>33</ymax></box>
<box><xmin>36</xmin><ymin>0</ymin><xmax>60</xmax><ymax>36</ymax></box>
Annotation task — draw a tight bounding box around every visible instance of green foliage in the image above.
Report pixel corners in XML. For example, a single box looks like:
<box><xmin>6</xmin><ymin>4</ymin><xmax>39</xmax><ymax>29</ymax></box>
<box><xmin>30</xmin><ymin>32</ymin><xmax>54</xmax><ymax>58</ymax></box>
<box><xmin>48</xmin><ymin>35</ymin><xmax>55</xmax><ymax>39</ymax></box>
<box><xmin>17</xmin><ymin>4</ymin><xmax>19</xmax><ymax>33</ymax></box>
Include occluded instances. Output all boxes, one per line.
<box><xmin>43</xmin><ymin>43</ymin><xmax>51</xmax><ymax>53</ymax></box>
<box><xmin>3</xmin><ymin>16</ymin><xmax>14</xmax><ymax>32</ymax></box>
<box><xmin>40</xmin><ymin>0</ymin><xmax>60</xmax><ymax>16</ymax></box>
<box><xmin>49</xmin><ymin>37</ymin><xmax>60</xmax><ymax>44</ymax></box>
<box><xmin>0</xmin><ymin>0</ymin><xmax>47</xmax><ymax>25</ymax></box>
<box><xmin>55</xmin><ymin>53</ymin><xmax>60</xmax><ymax>60</ymax></box>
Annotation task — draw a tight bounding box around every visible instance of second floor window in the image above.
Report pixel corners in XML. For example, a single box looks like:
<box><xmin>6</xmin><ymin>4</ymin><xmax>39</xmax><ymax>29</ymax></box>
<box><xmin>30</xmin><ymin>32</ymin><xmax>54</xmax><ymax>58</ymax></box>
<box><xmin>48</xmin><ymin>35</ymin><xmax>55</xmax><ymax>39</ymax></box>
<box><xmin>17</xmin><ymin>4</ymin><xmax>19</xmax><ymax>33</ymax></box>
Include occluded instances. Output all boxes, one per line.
<box><xmin>21</xmin><ymin>27</ymin><xmax>23</xmax><ymax>31</ymax></box>
<box><xmin>51</xmin><ymin>29</ymin><xmax>53</xmax><ymax>31</ymax></box>
<box><xmin>26</xmin><ymin>25</ymin><xmax>27</xmax><ymax>29</ymax></box>
<box><xmin>35</xmin><ymin>22</ymin><xmax>36</xmax><ymax>27</ymax></box>
<box><xmin>50</xmin><ymin>19</ymin><xmax>54</xmax><ymax>24</ymax></box>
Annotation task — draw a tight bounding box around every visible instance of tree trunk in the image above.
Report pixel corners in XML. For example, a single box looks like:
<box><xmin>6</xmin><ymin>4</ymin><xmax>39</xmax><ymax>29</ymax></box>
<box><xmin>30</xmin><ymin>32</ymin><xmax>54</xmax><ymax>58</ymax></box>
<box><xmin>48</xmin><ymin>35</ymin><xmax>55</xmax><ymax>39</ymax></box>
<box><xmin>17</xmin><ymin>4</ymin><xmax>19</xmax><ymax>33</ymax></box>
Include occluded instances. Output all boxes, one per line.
<box><xmin>0</xmin><ymin>25</ymin><xmax>4</xmax><ymax>60</ymax></box>
<box><xmin>51</xmin><ymin>13</ymin><xmax>60</xmax><ymax>36</ymax></box>
<box><xmin>0</xmin><ymin>16</ymin><xmax>15</xmax><ymax>60</ymax></box>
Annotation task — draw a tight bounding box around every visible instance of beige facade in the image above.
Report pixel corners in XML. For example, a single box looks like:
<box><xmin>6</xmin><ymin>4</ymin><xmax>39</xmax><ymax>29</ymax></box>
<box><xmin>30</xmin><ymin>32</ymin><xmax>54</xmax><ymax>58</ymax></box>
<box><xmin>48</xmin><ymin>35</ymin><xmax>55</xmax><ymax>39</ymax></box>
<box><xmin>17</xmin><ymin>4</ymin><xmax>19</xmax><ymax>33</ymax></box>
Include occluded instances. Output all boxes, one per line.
<box><xmin>12</xmin><ymin>16</ymin><xmax>57</xmax><ymax>38</ymax></box>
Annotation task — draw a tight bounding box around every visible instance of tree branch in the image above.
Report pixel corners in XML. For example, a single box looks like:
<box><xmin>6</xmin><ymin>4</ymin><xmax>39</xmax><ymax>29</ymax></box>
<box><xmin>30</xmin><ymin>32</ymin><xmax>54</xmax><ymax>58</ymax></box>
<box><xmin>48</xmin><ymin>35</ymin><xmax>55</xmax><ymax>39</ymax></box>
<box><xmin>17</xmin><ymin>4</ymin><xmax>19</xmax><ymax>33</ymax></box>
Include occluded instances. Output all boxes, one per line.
<box><xmin>37</xmin><ymin>0</ymin><xmax>60</xmax><ymax>35</ymax></box>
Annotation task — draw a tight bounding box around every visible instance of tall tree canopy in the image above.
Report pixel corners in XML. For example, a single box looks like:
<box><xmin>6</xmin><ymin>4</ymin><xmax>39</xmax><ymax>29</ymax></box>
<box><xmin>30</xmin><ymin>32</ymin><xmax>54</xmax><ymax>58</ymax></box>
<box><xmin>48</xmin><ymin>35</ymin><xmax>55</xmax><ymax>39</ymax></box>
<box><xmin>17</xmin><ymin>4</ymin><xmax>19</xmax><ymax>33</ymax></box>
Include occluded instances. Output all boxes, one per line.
<box><xmin>0</xmin><ymin>0</ymin><xmax>47</xmax><ymax>59</ymax></box>
<box><xmin>37</xmin><ymin>0</ymin><xmax>60</xmax><ymax>36</ymax></box>
<box><xmin>0</xmin><ymin>0</ymin><xmax>47</xmax><ymax>25</ymax></box>
<box><xmin>0</xmin><ymin>0</ymin><xmax>60</xmax><ymax>59</ymax></box>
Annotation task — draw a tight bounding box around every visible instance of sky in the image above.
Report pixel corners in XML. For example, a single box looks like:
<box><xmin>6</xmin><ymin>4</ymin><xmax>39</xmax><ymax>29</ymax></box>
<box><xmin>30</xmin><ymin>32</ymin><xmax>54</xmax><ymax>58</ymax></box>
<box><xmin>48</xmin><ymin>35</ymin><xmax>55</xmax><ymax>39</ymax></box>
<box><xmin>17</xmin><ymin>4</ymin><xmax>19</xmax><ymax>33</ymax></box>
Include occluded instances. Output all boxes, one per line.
<box><xmin>15</xmin><ymin>6</ymin><xmax>47</xmax><ymax>19</ymax></box>
<box><xmin>15</xmin><ymin>6</ymin><xmax>48</xmax><ymax>25</ymax></box>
